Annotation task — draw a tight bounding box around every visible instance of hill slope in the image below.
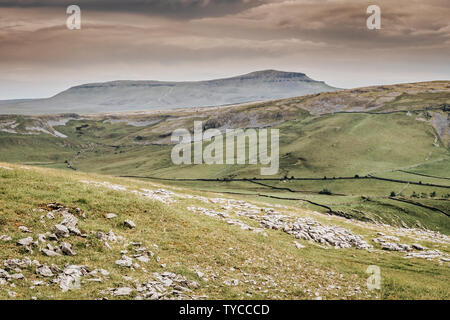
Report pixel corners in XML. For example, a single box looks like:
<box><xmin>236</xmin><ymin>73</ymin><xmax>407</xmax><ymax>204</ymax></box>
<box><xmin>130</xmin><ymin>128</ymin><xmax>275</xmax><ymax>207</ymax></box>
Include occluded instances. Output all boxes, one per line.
<box><xmin>0</xmin><ymin>164</ymin><xmax>449</xmax><ymax>300</ymax></box>
<box><xmin>0</xmin><ymin>81</ymin><xmax>449</xmax><ymax>233</ymax></box>
<box><xmin>0</xmin><ymin>70</ymin><xmax>338</xmax><ymax>115</ymax></box>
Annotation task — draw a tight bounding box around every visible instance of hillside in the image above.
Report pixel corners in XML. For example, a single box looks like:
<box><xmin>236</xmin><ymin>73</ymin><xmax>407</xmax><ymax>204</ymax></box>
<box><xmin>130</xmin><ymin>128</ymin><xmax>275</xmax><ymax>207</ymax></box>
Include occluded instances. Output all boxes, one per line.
<box><xmin>0</xmin><ymin>164</ymin><xmax>449</xmax><ymax>300</ymax></box>
<box><xmin>0</xmin><ymin>70</ymin><xmax>338</xmax><ymax>115</ymax></box>
<box><xmin>0</xmin><ymin>81</ymin><xmax>449</xmax><ymax>234</ymax></box>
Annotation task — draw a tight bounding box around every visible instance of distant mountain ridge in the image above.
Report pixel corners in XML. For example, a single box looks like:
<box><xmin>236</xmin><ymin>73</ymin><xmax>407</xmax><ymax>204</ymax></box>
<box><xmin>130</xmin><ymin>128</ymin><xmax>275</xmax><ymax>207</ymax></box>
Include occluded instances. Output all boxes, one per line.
<box><xmin>0</xmin><ymin>70</ymin><xmax>338</xmax><ymax>115</ymax></box>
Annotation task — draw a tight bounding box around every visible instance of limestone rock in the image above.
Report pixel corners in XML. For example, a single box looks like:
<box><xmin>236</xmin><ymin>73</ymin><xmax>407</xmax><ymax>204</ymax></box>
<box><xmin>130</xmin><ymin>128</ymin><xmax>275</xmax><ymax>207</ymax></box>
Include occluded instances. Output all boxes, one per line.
<box><xmin>0</xmin><ymin>235</ymin><xmax>12</xmax><ymax>242</ymax></box>
<box><xmin>19</xmin><ymin>226</ymin><xmax>31</xmax><ymax>233</ymax></box>
<box><xmin>412</xmin><ymin>243</ymin><xmax>427</xmax><ymax>251</ymax></box>
<box><xmin>124</xmin><ymin>220</ymin><xmax>136</xmax><ymax>229</ymax></box>
<box><xmin>53</xmin><ymin>224</ymin><xmax>70</xmax><ymax>238</ymax></box>
<box><xmin>0</xmin><ymin>269</ymin><xmax>10</xmax><ymax>279</ymax></box>
<box><xmin>17</xmin><ymin>237</ymin><xmax>34</xmax><ymax>247</ymax></box>
<box><xmin>60</xmin><ymin>242</ymin><xmax>77</xmax><ymax>256</ymax></box>
<box><xmin>106</xmin><ymin>213</ymin><xmax>117</xmax><ymax>219</ymax></box>
<box><xmin>294</xmin><ymin>241</ymin><xmax>305</xmax><ymax>249</ymax></box>
<box><xmin>405</xmin><ymin>249</ymin><xmax>447</xmax><ymax>260</ymax></box>
<box><xmin>36</xmin><ymin>265</ymin><xmax>54</xmax><ymax>277</ymax></box>
<box><xmin>41</xmin><ymin>248</ymin><xmax>61</xmax><ymax>257</ymax></box>
<box><xmin>113</xmin><ymin>287</ymin><xmax>133</xmax><ymax>296</ymax></box>
<box><xmin>3</xmin><ymin>258</ymin><xmax>32</xmax><ymax>270</ymax></box>
<box><xmin>115</xmin><ymin>255</ymin><xmax>133</xmax><ymax>267</ymax></box>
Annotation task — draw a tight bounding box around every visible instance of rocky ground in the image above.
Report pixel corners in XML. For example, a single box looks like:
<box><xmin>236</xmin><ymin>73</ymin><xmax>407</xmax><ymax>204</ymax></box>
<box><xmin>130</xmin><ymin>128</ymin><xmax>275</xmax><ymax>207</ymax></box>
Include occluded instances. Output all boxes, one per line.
<box><xmin>81</xmin><ymin>178</ymin><xmax>450</xmax><ymax>262</ymax></box>
<box><xmin>0</xmin><ymin>165</ymin><xmax>449</xmax><ymax>299</ymax></box>
<box><xmin>0</xmin><ymin>201</ymin><xmax>204</xmax><ymax>300</ymax></box>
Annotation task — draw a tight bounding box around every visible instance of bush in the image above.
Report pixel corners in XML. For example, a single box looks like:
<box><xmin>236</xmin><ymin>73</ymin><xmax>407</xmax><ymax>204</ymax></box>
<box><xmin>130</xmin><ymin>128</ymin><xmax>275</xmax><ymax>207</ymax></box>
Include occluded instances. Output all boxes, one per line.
<box><xmin>319</xmin><ymin>188</ymin><xmax>332</xmax><ymax>195</ymax></box>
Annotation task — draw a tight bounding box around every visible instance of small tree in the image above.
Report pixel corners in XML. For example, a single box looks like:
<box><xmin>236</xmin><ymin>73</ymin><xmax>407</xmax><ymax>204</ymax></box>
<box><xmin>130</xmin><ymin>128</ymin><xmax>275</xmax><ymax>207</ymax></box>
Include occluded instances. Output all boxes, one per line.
<box><xmin>430</xmin><ymin>191</ymin><xmax>436</xmax><ymax>198</ymax></box>
<box><xmin>390</xmin><ymin>191</ymin><xmax>396</xmax><ymax>197</ymax></box>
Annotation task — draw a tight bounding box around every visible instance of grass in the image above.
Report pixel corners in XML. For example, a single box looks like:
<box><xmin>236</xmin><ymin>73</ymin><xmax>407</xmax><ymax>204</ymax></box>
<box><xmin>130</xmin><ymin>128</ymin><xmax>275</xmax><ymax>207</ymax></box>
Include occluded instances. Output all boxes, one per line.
<box><xmin>2</xmin><ymin>109</ymin><xmax>448</xmax><ymax>234</ymax></box>
<box><xmin>0</xmin><ymin>82</ymin><xmax>449</xmax><ymax>299</ymax></box>
<box><xmin>0</xmin><ymin>164</ymin><xmax>449</xmax><ymax>300</ymax></box>
<box><xmin>53</xmin><ymin>113</ymin><xmax>450</xmax><ymax>179</ymax></box>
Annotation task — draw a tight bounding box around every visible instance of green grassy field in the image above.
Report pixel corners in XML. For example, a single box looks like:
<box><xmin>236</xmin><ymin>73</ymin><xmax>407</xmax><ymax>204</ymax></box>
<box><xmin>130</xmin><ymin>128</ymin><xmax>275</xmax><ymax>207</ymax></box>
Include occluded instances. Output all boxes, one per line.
<box><xmin>24</xmin><ymin>110</ymin><xmax>445</xmax><ymax>234</ymax></box>
<box><xmin>1</xmin><ymin>110</ymin><xmax>449</xmax><ymax>235</ymax></box>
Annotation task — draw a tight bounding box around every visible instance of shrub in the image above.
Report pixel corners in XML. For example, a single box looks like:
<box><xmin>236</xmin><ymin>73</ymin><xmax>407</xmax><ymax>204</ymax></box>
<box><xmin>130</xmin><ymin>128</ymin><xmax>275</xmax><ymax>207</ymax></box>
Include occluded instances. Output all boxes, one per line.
<box><xmin>319</xmin><ymin>188</ymin><xmax>332</xmax><ymax>195</ymax></box>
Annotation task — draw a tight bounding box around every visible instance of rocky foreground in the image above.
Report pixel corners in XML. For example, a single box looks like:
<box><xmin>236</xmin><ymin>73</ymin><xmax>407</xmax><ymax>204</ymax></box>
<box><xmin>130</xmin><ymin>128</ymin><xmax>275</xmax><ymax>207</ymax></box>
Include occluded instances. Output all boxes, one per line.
<box><xmin>0</xmin><ymin>164</ymin><xmax>449</xmax><ymax>299</ymax></box>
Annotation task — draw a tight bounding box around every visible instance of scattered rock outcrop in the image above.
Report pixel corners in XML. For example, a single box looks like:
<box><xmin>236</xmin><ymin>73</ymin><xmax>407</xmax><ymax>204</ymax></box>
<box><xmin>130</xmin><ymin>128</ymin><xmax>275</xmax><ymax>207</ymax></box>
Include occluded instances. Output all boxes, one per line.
<box><xmin>405</xmin><ymin>249</ymin><xmax>450</xmax><ymax>261</ymax></box>
<box><xmin>373</xmin><ymin>233</ymin><xmax>412</xmax><ymax>252</ymax></box>
<box><xmin>101</xmin><ymin>272</ymin><xmax>202</xmax><ymax>300</ymax></box>
<box><xmin>136</xmin><ymin>272</ymin><xmax>201</xmax><ymax>300</ymax></box>
<box><xmin>260</xmin><ymin>215</ymin><xmax>372</xmax><ymax>249</ymax></box>
<box><xmin>1</xmin><ymin>180</ymin><xmax>448</xmax><ymax>302</ymax></box>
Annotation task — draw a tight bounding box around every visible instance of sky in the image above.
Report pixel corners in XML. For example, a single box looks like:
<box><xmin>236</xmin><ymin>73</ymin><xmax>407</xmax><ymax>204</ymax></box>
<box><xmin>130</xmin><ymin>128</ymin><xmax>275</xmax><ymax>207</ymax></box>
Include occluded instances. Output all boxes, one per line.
<box><xmin>0</xmin><ymin>0</ymin><xmax>449</xmax><ymax>99</ymax></box>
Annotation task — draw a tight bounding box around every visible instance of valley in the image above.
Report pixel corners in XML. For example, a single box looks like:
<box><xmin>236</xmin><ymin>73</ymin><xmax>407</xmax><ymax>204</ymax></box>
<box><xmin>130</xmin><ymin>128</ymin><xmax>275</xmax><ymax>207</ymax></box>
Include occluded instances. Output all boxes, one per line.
<box><xmin>1</xmin><ymin>80</ymin><xmax>448</xmax><ymax>235</ymax></box>
<box><xmin>1</xmin><ymin>0</ymin><xmax>448</xmax><ymax>303</ymax></box>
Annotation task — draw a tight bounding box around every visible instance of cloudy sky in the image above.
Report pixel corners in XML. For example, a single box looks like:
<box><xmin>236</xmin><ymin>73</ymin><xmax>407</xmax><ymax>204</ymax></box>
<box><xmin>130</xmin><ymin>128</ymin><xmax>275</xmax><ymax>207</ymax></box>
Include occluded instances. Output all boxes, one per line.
<box><xmin>0</xmin><ymin>0</ymin><xmax>449</xmax><ymax>99</ymax></box>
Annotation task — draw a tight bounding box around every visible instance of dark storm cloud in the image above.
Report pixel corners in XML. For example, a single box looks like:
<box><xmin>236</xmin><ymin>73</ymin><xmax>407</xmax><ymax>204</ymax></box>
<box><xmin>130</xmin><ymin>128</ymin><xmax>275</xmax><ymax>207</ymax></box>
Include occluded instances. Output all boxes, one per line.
<box><xmin>0</xmin><ymin>0</ymin><xmax>264</xmax><ymax>18</ymax></box>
